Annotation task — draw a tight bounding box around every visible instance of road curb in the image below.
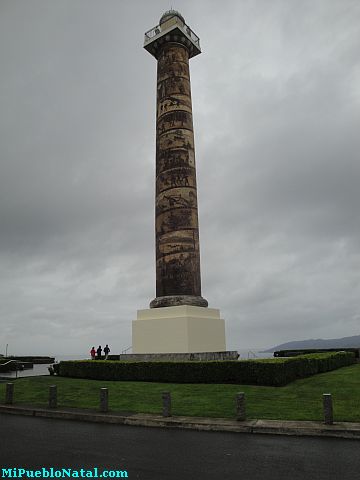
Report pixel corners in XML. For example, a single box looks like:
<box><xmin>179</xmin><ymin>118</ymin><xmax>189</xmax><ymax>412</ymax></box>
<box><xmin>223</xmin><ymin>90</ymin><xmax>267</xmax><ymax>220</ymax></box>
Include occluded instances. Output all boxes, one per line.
<box><xmin>0</xmin><ymin>404</ymin><xmax>359</xmax><ymax>439</ymax></box>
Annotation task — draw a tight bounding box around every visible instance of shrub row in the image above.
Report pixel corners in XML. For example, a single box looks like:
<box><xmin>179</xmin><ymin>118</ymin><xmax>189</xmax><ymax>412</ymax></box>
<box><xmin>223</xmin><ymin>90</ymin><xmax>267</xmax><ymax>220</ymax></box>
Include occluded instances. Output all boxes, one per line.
<box><xmin>58</xmin><ymin>351</ymin><xmax>355</xmax><ymax>386</ymax></box>
<box><xmin>274</xmin><ymin>348</ymin><xmax>360</xmax><ymax>358</ymax></box>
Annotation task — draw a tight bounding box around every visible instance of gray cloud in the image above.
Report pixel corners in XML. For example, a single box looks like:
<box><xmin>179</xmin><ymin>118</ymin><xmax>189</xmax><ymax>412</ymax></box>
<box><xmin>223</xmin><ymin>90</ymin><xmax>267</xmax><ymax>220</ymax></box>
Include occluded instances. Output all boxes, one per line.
<box><xmin>0</xmin><ymin>0</ymin><xmax>359</xmax><ymax>355</ymax></box>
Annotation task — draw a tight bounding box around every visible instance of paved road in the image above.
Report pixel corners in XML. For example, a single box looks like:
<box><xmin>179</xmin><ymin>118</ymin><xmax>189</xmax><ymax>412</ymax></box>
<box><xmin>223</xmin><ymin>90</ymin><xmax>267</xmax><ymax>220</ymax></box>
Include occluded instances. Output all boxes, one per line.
<box><xmin>0</xmin><ymin>414</ymin><xmax>359</xmax><ymax>480</ymax></box>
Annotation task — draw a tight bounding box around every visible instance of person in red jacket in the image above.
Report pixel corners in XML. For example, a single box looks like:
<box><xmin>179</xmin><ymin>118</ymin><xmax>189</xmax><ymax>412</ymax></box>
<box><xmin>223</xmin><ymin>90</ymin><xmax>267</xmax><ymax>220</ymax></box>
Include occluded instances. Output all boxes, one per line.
<box><xmin>90</xmin><ymin>346</ymin><xmax>96</xmax><ymax>360</ymax></box>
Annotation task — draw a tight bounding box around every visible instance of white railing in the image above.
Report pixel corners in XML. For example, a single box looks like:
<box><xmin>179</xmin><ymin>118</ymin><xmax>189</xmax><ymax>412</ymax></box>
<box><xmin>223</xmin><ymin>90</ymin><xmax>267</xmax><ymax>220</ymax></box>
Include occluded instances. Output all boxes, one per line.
<box><xmin>144</xmin><ymin>17</ymin><xmax>200</xmax><ymax>49</ymax></box>
<box><xmin>144</xmin><ymin>26</ymin><xmax>161</xmax><ymax>41</ymax></box>
<box><xmin>247</xmin><ymin>350</ymin><xmax>258</xmax><ymax>359</ymax></box>
<box><xmin>121</xmin><ymin>346</ymin><xmax>132</xmax><ymax>354</ymax></box>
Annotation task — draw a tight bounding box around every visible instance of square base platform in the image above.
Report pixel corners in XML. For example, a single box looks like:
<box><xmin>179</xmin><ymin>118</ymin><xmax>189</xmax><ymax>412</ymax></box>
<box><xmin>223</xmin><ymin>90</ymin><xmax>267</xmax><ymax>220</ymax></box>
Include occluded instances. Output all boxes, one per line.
<box><xmin>132</xmin><ymin>305</ymin><xmax>226</xmax><ymax>354</ymax></box>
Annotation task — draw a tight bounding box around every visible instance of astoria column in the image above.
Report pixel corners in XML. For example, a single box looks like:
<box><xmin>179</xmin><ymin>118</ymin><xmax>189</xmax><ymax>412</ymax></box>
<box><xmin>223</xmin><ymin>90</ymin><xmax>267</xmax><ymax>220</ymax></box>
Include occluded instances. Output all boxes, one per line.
<box><xmin>132</xmin><ymin>10</ymin><xmax>226</xmax><ymax>354</ymax></box>
<box><xmin>144</xmin><ymin>10</ymin><xmax>208</xmax><ymax>309</ymax></box>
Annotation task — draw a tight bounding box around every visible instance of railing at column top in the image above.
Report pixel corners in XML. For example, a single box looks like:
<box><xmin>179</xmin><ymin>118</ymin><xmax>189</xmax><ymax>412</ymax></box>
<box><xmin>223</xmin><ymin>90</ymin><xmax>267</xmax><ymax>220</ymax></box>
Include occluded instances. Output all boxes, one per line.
<box><xmin>144</xmin><ymin>19</ymin><xmax>200</xmax><ymax>49</ymax></box>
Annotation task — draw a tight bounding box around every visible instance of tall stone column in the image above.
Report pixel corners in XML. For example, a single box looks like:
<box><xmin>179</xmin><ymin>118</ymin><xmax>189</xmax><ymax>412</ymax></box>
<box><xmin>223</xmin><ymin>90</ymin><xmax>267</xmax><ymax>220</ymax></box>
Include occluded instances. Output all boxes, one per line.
<box><xmin>132</xmin><ymin>10</ymin><xmax>226</xmax><ymax>354</ymax></box>
<box><xmin>150</xmin><ymin>40</ymin><xmax>207</xmax><ymax>308</ymax></box>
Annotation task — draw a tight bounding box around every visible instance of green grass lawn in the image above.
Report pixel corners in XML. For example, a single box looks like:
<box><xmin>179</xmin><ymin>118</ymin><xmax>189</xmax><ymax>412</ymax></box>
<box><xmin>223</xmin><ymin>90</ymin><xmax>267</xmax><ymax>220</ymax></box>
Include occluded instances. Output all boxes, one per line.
<box><xmin>1</xmin><ymin>364</ymin><xmax>359</xmax><ymax>422</ymax></box>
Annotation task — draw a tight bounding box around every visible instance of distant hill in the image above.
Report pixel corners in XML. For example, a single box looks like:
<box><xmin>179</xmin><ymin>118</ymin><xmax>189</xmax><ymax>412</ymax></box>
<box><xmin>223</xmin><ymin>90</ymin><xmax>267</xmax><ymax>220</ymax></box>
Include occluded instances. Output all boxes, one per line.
<box><xmin>263</xmin><ymin>334</ymin><xmax>360</xmax><ymax>352</ymax></box>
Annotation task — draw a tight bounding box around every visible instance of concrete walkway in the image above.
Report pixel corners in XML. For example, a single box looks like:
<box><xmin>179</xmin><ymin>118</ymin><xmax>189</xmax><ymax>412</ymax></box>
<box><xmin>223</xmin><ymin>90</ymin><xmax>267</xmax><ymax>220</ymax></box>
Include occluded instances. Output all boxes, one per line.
<box><xmin>0</xmin><ymin>403</ymin><xmax>359</xmax><ymax>439</ymax></box>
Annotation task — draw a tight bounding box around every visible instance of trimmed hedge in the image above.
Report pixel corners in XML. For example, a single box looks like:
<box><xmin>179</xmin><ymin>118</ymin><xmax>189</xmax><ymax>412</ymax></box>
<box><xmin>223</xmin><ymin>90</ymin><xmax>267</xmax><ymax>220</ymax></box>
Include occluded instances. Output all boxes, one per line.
<box><xmin>58</xmin><ymin>351</ymin><xmax>355</xmax><ymax>386</ymax></box>
<box><xmin>274</xmin><ymin>348</ymin><xmax>360</xmax><ymax>359</ymax></box>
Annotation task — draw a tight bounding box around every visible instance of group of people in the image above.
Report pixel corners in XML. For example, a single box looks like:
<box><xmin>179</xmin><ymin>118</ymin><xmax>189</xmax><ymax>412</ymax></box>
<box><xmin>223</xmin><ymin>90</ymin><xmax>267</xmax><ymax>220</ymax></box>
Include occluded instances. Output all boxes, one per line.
<box><xmin>90</xmin><ymin>344</ymin><xmax>110</xmax><ymax>360</ymax></box>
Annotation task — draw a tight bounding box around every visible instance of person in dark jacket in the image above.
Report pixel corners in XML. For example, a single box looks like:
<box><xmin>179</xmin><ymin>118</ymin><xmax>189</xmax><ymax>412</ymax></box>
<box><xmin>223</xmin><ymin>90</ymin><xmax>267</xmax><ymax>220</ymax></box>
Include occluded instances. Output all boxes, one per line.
<box><xmin>96</xmin><ymin>345</ymin><xmax>102</xmax><ymax>359</ymax></box>
<box><xmin>104</xmin><ymin>344</ymin><xmax>110</xmax><ymax>360</ymax></box>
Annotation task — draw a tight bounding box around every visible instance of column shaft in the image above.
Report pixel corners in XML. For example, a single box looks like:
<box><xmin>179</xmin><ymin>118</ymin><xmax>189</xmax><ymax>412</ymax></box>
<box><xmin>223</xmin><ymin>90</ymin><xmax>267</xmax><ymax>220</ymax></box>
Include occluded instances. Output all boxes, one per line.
<box><xmin>150</xmin><ymin>43</ymin><xmax>207</xmax><ymax>308</ymax></box>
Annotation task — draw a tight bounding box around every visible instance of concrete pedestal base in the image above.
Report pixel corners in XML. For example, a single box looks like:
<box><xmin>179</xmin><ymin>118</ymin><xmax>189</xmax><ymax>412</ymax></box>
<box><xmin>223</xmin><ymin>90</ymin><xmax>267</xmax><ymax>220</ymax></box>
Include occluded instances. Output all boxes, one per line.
<box><xmin>132</xmin><ymin>305</ymin><xmax>226</xmax><ymax>354</ymax></box>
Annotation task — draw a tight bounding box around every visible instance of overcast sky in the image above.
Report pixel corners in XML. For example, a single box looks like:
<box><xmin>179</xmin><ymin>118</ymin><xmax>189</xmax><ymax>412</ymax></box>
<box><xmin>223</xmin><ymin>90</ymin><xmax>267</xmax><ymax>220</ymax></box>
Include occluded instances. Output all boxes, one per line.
<box><xmin>0</xmin><ymin>0</ymin><xmax>359</xmax><ymax>356</ymax></box>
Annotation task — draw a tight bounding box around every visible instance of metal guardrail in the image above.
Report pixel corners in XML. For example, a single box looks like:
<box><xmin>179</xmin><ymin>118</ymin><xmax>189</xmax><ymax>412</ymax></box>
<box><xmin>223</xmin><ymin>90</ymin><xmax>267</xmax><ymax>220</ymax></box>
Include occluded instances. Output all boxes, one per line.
<box><xmin>247</xmin><ymin>351</ymin><xmax>258</xmax><ymax>359</ymax></box>
<box><xmin>121</xmin><ymin>346</ymin><xmax>132</xmax><ymax>354</ymax></box>
<box><xmin>144</xmin><ymin>16</ymin><xmax>200</xmax><ymax>49</ymax></box>
<box><xmin>144</xmin><ymin>26</ymin><xmax>161</xmax><ymax>41</ymax></box>
<box><xmin>0</xmin><ymin>360</ymin><xmax>21</xmax><ymax>378</ymax></box>
<box><xmin>0</xmin><ymin>360</ymin><xmax>33</xmax><ymax>374</ymax></box>
<box><xmin>0</xmin><ymin>360</ymin><xmax>21</xmax><ymax>370</ymax></box>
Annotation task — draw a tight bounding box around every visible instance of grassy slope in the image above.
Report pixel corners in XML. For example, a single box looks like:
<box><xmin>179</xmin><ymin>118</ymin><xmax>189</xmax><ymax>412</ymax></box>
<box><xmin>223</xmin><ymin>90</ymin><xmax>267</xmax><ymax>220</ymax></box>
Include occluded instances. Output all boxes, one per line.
<box><xmin>0</xmin><ymin>364</ymin><xmax>359</xmax><ymax>421</ymax></box>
